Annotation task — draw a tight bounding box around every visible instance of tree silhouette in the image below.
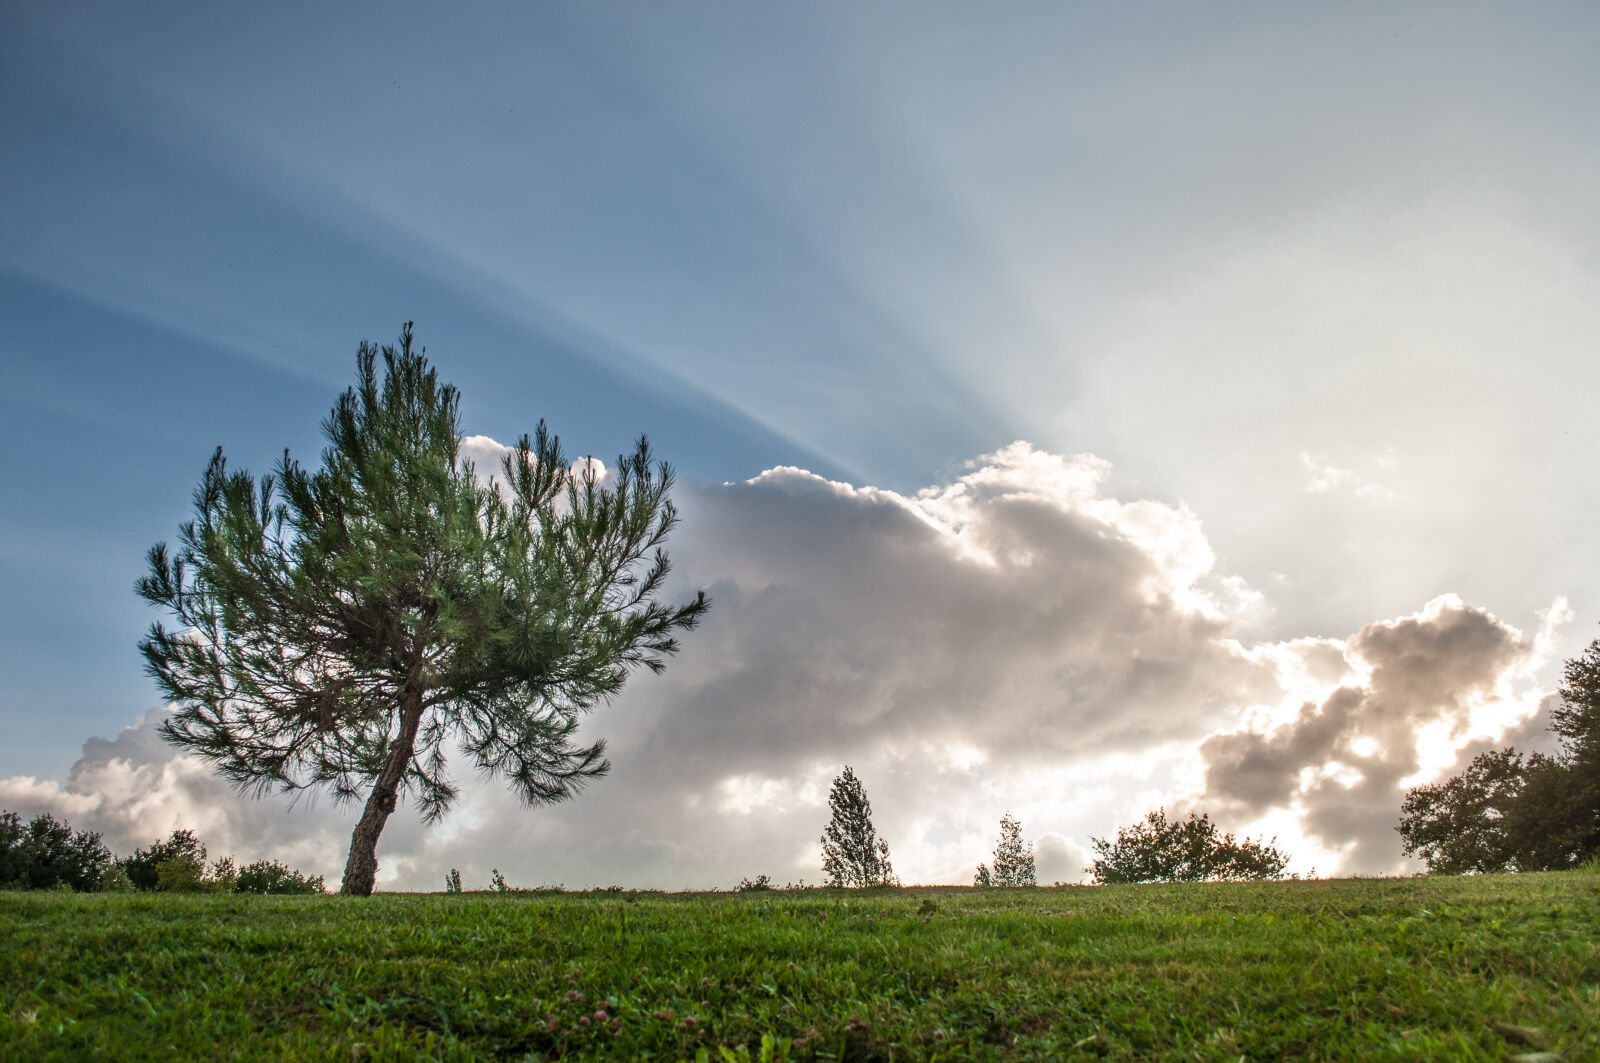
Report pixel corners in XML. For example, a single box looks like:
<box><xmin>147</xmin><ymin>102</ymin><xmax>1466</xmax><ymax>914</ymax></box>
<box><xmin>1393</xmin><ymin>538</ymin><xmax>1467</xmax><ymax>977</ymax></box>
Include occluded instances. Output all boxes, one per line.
<box><xmin>139</xmin><ymin>324</ymin><xmax>707</xmax><ymax>894</ymax></box>
<box><xmin>1088</xmin><ymin>808</ymin><xmax>1289</xmax><ymax>883</ymax></box>
<box><xmin>1399</xmin><ymin>635</ymin><xmax>1600</xmax><ymax>872</ymax></box>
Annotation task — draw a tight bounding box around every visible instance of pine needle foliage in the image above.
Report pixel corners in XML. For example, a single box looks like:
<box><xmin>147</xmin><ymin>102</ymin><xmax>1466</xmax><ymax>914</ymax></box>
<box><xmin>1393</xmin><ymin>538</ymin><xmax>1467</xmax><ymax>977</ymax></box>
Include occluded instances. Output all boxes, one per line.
<box><xmin>137</xmin><ymin>324</ymin><xmax>707</xmax><ymax>894</ymax></box>
<box><xmin>820</xmin><ymin>766</ymin><xmax>897</xmax><ymax>888</ymax></box>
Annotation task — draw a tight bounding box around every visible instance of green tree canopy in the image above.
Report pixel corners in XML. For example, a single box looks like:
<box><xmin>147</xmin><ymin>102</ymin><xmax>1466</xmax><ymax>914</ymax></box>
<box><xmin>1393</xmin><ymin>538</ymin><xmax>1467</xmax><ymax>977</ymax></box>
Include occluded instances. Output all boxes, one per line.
<box><xmin>820</xmin><ymin>766</ymin><xmax>898</xmax><ymax>888</ymax></box>
<box><xmin>1088</xmin><ymin>808</ymin><xmax>1290</xmax><ymax>884</ymax></box>
<box><xmin>139</xmin><ymin>324</ymin><xmax>707</xmax><ymax>894</ymax></box>
<box><xmin>0</xmin><ymin>810</ymin><xmax>113</xmax><ymax>892</ymax></box>
<box><xmin>1398</xmin><ymin>634</ymin><xmax>1600</xmax><ymax>872</ymax></box>
<box><xmin>120</xmin><ymin>828</ymin><xmax>207</xmax><ymax>892</ymax></box>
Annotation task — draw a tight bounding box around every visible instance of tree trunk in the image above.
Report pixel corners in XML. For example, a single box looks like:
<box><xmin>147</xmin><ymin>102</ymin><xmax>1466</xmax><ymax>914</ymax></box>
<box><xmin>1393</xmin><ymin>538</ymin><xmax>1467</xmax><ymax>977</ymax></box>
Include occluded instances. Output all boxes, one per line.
<box><xmin>340</xmin><ymin>692</ymin><xmax>425</xmax><ymax>896</ymax></box>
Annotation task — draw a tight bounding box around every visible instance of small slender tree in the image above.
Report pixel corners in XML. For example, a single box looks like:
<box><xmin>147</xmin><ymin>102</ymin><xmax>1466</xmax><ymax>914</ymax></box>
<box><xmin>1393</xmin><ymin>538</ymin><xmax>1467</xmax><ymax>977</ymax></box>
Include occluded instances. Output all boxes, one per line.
<box><xmin>820</xmin><ymin>766</ymin><xmax>897</xmax><ymax>888</ymax></box>
<box><xmin>139</xmin><ymin>324</ymin><xmax>707</xmax><ymax>895</ymax></box>
<box><xmin>979</xmin><ymin>812</ymin><xmax>1035</xmax><ymax>887</ymax></box>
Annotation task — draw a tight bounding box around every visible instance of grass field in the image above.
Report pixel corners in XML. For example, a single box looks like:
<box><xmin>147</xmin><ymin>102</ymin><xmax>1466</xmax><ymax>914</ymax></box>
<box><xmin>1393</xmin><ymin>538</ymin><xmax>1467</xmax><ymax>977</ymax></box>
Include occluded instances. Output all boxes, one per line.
<box><xmin>3</xmin><ymin>871</ymin><xmax>1597</xmax><ymax>1061</ymax></box>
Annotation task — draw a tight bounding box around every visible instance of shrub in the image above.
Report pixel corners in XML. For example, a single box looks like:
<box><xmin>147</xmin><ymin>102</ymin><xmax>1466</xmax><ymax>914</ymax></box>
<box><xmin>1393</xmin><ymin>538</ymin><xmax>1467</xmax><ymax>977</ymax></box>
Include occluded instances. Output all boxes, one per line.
<box><xmin>737</xmin><ymin>874</ymin><xmax>775</xmax><ymax>892</ymax></box>
<box><xmin>1088</xmin><ymin>807</ymin><xmax>1290</xmax><ymax>883</ymax></box>
<box><xmin>208</xmin><ymin>856</ymin><xmax>239</xmax><ymax>893</ymax></box>
<box><xmin>98</xmin><ymin>863</ymin><xmax>136</xmax><ymax>893</ymax></box>
<box><xmin>155</xmin><ymin>855</ymin><xmax>207</xmax><ymax>893</ymax></box>
<box><xmin>445</xmin><ymin>868</ymin><xmax>463</xmax><ymax>893</ymax></box>
<box><xmin>235</xmin><ymin>859</ymin><xmax>325</xmax><ymax>895</ymax></box>
<box><xmin>124</xmin><ymin>829</ymin><xmax>207</xmax><ymax>892</ymax></box>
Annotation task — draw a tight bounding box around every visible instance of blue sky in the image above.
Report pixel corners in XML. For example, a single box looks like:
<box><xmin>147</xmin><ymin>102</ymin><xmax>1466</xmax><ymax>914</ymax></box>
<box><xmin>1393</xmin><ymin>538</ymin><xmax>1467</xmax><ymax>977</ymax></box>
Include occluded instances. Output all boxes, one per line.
<box><xmin>3</xmin><ymin>2</ymin><xmax>1598</xmax><ymax>887</ymax></box>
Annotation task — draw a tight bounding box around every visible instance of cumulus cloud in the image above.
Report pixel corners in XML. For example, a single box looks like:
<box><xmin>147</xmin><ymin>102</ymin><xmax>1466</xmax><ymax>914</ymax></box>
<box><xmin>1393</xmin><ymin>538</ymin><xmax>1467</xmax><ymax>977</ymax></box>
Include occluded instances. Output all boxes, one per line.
<box><xmin>458</xmin><ymin>433</ymin><xmax>610</xmax><ymax>494</ymax></box>
<box><xmin>0</xmin><ymin>443</ymin><xmax>1567</xmax><ymax>888</ymax></box>
<box><xmin>1199</xmin><ymin>596</ymin><xmax>1557</xmax><ymax>872</ymax></box>
<box><xmin>0</xmin><ymin>707</ymin><xmax>361</xmax><ymax>878</ymax></box>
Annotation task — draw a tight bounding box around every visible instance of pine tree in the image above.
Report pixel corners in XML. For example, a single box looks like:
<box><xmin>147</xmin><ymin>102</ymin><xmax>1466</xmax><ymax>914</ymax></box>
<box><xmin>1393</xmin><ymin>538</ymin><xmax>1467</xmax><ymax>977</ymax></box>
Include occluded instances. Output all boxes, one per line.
<box><xmin>987</xmin><ymin>812</ymin><xmax>1036</xmax><ymax>887</ymax></box>
<box><xmin>820</xmin><ymin>766</ymin><xmax>897</xmax><ymax>888</ymax></box>
<box><xmin>139</xmin><ymin>324</ymin><xmax>707</xmax><ymax>895</ymax></box>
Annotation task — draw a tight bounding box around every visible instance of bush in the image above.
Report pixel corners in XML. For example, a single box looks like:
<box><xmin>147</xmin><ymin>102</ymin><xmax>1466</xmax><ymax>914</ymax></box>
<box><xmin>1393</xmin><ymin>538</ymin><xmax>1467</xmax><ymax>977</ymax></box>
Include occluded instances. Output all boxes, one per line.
<box><xmin>235</xmin><ymin>859</ymin><xmax>324</xmax><ymax>895</ymax></box>
<box><xmin>124</xmin><ymin>829</ymin><xmax>207</xmax><ymax>892</ymax></box>
<box><xmin>736</xmin><ymin>874</ymin><xmax>774</xmax><ymax>892</ymax></box>
<box><xmin>208</xmin><ymin>856</ymin><xmax>238</xmax><ymax>893</ymax></box>
<box><xmin>0</xmin><ymin>810</ymin><xmax>113</xmax><ymax>891</ymax></box>
<box><xmin>155</xmin><ymin>855</ymin><xmax>208</xmax><ymax>893</ymax></box>
<box><xmin>1088</xmin><ymin>807</ymin><xmax>1290</xmax><ymax>883</ymax></box>
<box><xmin>0</xmin><ymin>815</ymin><xmax>323</xmax><ymax>895</ymax></box>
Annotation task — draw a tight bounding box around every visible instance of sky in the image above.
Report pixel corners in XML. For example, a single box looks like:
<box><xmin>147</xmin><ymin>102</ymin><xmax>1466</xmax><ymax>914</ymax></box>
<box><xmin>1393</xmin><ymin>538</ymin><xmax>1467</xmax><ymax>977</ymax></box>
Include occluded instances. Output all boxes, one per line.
<box><xmin>3</xmin><ymin>2</ymin><xmax>1597</xmax><ymax>889</ymax></box>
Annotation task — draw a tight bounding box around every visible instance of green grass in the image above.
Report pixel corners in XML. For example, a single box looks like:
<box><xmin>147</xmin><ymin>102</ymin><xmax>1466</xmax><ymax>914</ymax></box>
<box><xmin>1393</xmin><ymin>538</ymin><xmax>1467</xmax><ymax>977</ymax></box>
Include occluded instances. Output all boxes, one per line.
<box><xmin>3</xmin><ymin>872</ymin><xmax>1597</xmax><ymax>1061</ymax></box>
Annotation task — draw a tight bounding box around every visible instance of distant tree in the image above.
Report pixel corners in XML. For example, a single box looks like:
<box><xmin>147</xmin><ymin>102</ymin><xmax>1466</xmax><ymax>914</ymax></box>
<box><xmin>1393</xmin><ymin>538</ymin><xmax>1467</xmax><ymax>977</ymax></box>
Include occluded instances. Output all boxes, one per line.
<box><xmin>976</xmin><ymin>813</ymin><xmax>1035</xmax><ymax>887</ymax></box>
<box><xmin>1398</xmin><ymin>635</ymin><xmax>1600</xmax><ymax>872</ymax></box>
<box><xmin>0</xmin><ymin>810</ymin><xmax>113</xmax><ymax>891</ymax></box>
<box><xmin>1553</xmin><ymin>637</ymin><xmax>1600</xmax><ymax>859</ymax></box>
<box><xmin>1088</xmin><ymin>808</ymin><xmax>1290</xmax><ymax>884</ymax></box>
<box><xmin>235</xmin><ymin>858</ymin><xmax>325</xmax><ymax>895</ymax></box>
<box><xmin>156</xmin><ymin>854</ymin><xmax>211</xmax><ymax>893</ymax></box>
<box><xmin>820</xmin><ymin>766</ymin><xmax>897</xmax><ymax>888</ymax></box>
<box><xmin>0</xmin><ymin>811</ymin><xmax>18</xmax><ymax>881</ymax></box>
<box><xmin>122</xmin><ymin>828</ymin><xmax>208</xmax><ymax>892</ymax></box>
<box><xmin>138</xmin><ymin>324</ymin><xmax>707</xmax><ymax>895</ymax></box>
<box><xmin>1397</xmin><ymin>749</ymin><xmax>1555</xmax><ymax>873</ymax></box>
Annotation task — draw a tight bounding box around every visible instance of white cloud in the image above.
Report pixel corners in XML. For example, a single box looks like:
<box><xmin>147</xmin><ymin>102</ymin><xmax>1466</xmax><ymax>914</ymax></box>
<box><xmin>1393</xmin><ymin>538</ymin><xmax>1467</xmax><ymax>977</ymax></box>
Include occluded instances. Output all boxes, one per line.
<box><xmin>0</xmin><ymin>443</ymin><xmax>1567</xmax><ymax>889</ymax></box>
<box><xmin>1299</xmin><ymin>452</ymin><xmax>1394</xmax><ymax>501</ymax></box>
<box><xmin>1198</xmin><ymin>595</ymin><xmax>1562</xmax><ymax>873</ymax></box>
<box><xmin>0</xmin><ymin>707</ymin><xmax>360</xmax><ymax>882</ymax></box>
<box><xmin>458</xmin><ymin>434</ymin><xmax>612</xmax><ymax>496</ymax></box>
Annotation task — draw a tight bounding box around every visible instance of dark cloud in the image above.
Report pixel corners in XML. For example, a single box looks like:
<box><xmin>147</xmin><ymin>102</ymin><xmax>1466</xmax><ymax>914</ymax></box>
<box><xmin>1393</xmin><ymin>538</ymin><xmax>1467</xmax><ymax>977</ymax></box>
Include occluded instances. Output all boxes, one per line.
<box><xmin>1201</xmin><ymin>597</ymin><xmax>1541</xmax><ymax>872</ymax></box>
<box><xmin>1</xmin><ymin>448</ymin><xmax>1563</xmax><ymax>887</ymax></box>
<box><xmin>644</xmin><ymin>457</ymin><xmax>1268</xmax><ymax>771</ymax></box>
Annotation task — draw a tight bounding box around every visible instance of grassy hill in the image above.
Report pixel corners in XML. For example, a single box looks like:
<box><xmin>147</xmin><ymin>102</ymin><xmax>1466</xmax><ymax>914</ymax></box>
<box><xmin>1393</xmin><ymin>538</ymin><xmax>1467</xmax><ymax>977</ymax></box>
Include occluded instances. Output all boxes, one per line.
<box><xmin>3</xmin><ymin>871</ymin><xmax>1596</xmax><ymax>1060</ymax></box>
